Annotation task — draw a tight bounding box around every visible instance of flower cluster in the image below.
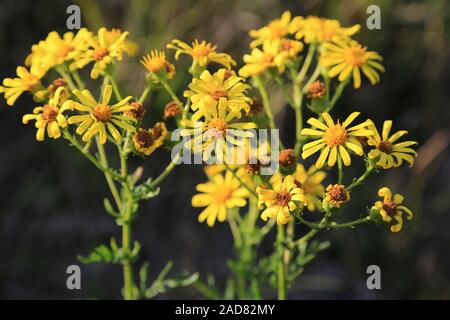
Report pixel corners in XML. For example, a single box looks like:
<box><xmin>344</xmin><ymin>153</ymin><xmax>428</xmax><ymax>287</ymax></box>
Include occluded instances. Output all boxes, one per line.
<box><xmin>239</xmin><ymin>11</ymin><xmax>383</xmax><ymax>89</ymax></box>
<box><xmin>1</xmin><ymin>10</ymin><xmax>420</xmax><ymax>300</ymax></box>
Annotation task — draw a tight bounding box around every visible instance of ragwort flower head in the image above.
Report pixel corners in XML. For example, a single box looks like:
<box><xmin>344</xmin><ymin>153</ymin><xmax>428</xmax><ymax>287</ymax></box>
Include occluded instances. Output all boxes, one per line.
<box><xmin>301</xmin><ymin>112</ymin><xmax>373</xmax><ymax>168</ymax></box>
<box><xmin>25</xmin><ymin>28</ymin><xmax>92</xmax><ymax>73</ymax></box>
<box><xmin>66</xmin><ymin>85</ymin><xmax>136</xmax><ymax>144</ymax></box>
<box><xmin>141</xmin><ymin>50</ymin><xmax>167</xmax><ymax>74</ymax></box>
<box><xmin>0</xmin><ymin>66</ymin><xmax>44</xmax><ymax>106</ymax></box>
<box><xmin>280</xmin><ymin>164</ymin><xmax>326</xmax><ymax>212</ymax></box>
<box><xmin>374</xmin><ymin>187</ymin><xmax>413</xmax><ymax>232</ymax></box>
<box><xmin>180</xmin><ymin>98</ymin><xmax>257</xmax><ymax>161</ymax></box>
<box><xmin>249</xmin><ymin>11</ymin><xmax>299</xmax><ymax>48</ymax></box>
<box><xmin>133</xmin><ymin>122</ymin><xmax>168</xmax><ymax>156</ymax></box>
<box><xmin>239</xmin><ymin>39</ymin><xmax>288</xmax><ymax>78</ymax></box>
<box><xmin>293</xmin><ymin>16</ymin><xmax>360</xmax><ymax>44</ymax></box>
<box><xmin>320</xmin><ymin>40</ymin><xmax>384</xmax><ymax>89</ymax></box>
<box><xmin>167</xmin><ymin>39</ymin><xmax>236</xmax><ymax>70</ymax></box>
<box><xmin>325</xmin><ymin>184</ymin><xmax>350</xmax><ymax>208</ymax></box>
<box><xmin>257</xmin><ymin>175</ymin><xmax>307</xmax><ymax>225</ymax></box>
<box><xmin>192</xmin><ymin>170</ymin><xmax>249</xmax><ymax>227</ymax></box>
<box><xmin>73</xmin><ymin>27</ymin><xmax>130</xmax><ymax>79</ymax></box>
<box><xmin>184</xmin><ymin>69</ymin><xmax>252</xmax><ymax>119</ymax></box>
<box><xmin>367</xmin><ymin>120</ymin><xmax>418</xmax><ymax>169</ymax></box>
<box><xmin>22</xmin><ymin>86</ymin><xmax>71</xmax><ymax>141</ymax></box>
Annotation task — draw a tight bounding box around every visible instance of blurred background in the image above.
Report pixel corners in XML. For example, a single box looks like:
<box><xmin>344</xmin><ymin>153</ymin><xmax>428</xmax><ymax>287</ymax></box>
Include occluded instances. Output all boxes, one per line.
<box><xmin>0</xmin><ymin>0</ymin><xmax>449</xmax><ymax>299</ymax></box>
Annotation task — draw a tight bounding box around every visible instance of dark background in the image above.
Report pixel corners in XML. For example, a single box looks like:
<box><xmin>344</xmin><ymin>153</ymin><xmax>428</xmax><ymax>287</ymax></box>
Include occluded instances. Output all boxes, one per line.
<box><xmin>0</xmin><ymin>0</ymin><xmax>449</xmax><ymax>299</ymax></box>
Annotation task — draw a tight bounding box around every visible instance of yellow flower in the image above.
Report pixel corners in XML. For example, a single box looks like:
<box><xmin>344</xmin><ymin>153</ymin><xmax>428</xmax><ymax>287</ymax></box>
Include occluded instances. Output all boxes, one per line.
<box><xmin>167</xmin><ymin>39</ymin><xmax>235</xmax><ymax>69</ymax></box>
<box><xmin>103</xmin><ymin>28</ymin><xmax>138</xmax><ymax>57</ymax></box>
<box><xmin>0</xmin><ymin>66</ymin><xmax>44</xmax><ymax>106</ymax></box>
<box><xmin>239</xmin><ymin>39</ymin><xmax>287</xmax><ymax>78</ymax></box>
<box><xmin>141</xmin><ymin>50</ymin><xmax>167</xmax><ymax>74</ymax></box>
<box><xmin>25</xmin><ymin>28</ymin><xmax>92</xmax><ymax>72</ymax></box>
<box><xmin>184</xmin><ymin>69</ymin><xmax>252</xmax><ymax>118</ymax></box>
<box><xmin>293</xmin><ymin>16</ymin><xmax>360</xmax><ymax>44</ymax></box>
<box><xmin>192</xmin><ymin>170</ymin><xmax>249</xmax><ymax>227</ymax></box>
<box><xmin>280</xmin><ymin>39</ymin><xmax>304</xmax><ymax>59</ymax></box>
<box><xmin>22</xmin><ymin>86</ymin><xmax>70</xmax><ymax>141</ymax></box>
<box><xmin>249</xmin><ymin>11</ymin><xmax>299</xmax><ymax>48</ymax></box>
<box><xmin>325</xmin><ymin>184</ymin><xmax>350</xmax><ymax>208</ymax></box>
<box><xmin>257</xmin><ymin>175</ymin><xmax>307</xmax><ymax>225</ymax></box>
<box><xmin>271</xmin><ymin>164</ymin><xmax>326</xmax><ymax>212</ymax></box>
<box><xmin>301</xmin><ymin>112</ymin><xmax>373</xmax><ymax>168</ymax></box>
<box><xmin>66</xmin><ymin>85</ymin><xmax>136</xmax><ymax>144</ymax></box>
<box><xmin>320</xmin><ymin>40</ymin><xmax>384</xmax><ymax>89</ymax></box>
<box><xmin>133</xmin><ymin>122</ymin><xmax>168</xmax><ymax>156</ymax></box>
<box><xmin>72</xmin><ymin>27</ymin><xmax>129</xmax><ymax>79</ymax></box>
<box><xmin>374</xmin><ymin>187</ymin><xmax>413</xmax><ymax>232</ymax></box>
<box><xmin>180</xmin><ymin>98</ymin><xmax>256</xmax><ymax>161</ymax></box>
<box><xmin>367</xmin><ymin>120</ymin><xmax>418</xmax><ymax>169</ymax></box>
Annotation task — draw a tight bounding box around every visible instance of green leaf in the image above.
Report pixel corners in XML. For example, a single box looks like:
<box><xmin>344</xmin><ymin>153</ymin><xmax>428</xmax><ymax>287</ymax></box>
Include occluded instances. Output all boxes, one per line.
<box><xmin>143</xmin><ymin>260</ymin><xmax>199</xmax><ymax>298</ymax></box>
<box><xmin>78</xmin><ymin>244</ymin><xmax>114</xmax><ymax>264</ymax></box>
<box><xmin>103</xmin><ymin>198</ymin><xmax>119</xmax><ymax>217</ymax></box>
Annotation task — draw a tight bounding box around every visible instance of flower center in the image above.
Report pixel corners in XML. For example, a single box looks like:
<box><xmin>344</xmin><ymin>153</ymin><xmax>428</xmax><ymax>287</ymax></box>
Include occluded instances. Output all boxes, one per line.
<box><xmin>51</xmin><ymin>78</ymin><xmax>68</xmax><ymax>91</ymax></box>
<box><xmin>92</xmin><ymin>104</ymin><xmax>112</xmax><ymax>122</ymax></box>
<box><xmin>281</xmin><ymin>40</ymin><xmax>294</xmax><ymax>51</ymax></box>
<box><xmin>345</xmin><ymin>47</ymin><xmax>366</xmax><ymax>66</ymax></box>
<box><xmin>324</xmin><ymin>124</ymin><xmax>347</xmax><ymax>147</ymax></box>
<box><xmin>56</xmin><ymin>43</ymin><xmax>74</xmax><ymax>58</ymax></box>
<box><xmin>307</xmin><ymin>81</ymin><xmax>326</xmax><ymax>99</ymax></box>
<box><xmin>328</xmin><ymin>185</ymin><xmax>348</xmax><ymax>202</ymax></box>
<box><xmin>42</xmin><ymin>104</ymin><xmax>58</xmax><ymax>122</ymax></box>
<box><xmin>210</xmin><ymin>90</ymin><xmax>228</xmax><ymax>101</ymax></box>
<box><xmin>262</xmin><ymin>53</ymin><xmax>274</xmax><ymax>63</ymax></box>
<box><xmin>93</xmin><ymin>47</ymin><xmax>109</xmax><ymax>61</ymax></box>
<box><xmin>378</xmin><ymin>140</ymin><xmax>393</xmax><ymax>154</ymax></box>
<box><xmin>207</xmin><ymin>119</ymin><xmax>228</xmax><ymax>138</ymax></box>
<box><xmin>134</xmin><ymin>129</ymin><xmax>154</xmax><ymax>148</ymax></box>
<box><xmin>382</xmin><ymin>200</ymin><xmax>397</xmax><ymax>216</ymax></box>
<box><xmin>275</xmin><ymin>190</ymin><xmax>291</xmax><ymax>207</ymax></box>
<box><xmin>124</xmin><ymin>102</ymin><xmax>145</xmax><ymax>120</ymax></box>
<box><xmin>192</xmin><ymin>44</ymin><xmax>212</xmax><ymax>58</ymax></box>
<box><xmin>213</xmin><ymin>188</ymin><xmax>232</xmax><ymax>203</ymax></box>
<box><xmin>269</xmin><ymin>22</ymin><xmax>286</xmax><ymax>38</ymax></box>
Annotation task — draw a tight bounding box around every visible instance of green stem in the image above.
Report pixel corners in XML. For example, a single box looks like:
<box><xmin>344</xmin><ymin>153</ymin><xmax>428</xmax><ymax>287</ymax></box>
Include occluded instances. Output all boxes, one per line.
<box><xmin>138</xmin><ymin>85</ymin><xmax>151</xmax><ymax>103</ymax></box>
<box><xmin>297</xmin><ymin>215</ymin><xmax>321</xmax><ymax>229</ymax></box>
<box><xmin>55</xmin><ymin>66</ymin><xmax>77</xmax><ymax>91</ymax></box>
<box><xmin>303</xmin><ymin>63</ymin><xmax>321</xmax><ymax>93</ymax></box>
<box><xmin>276</xmin><ymin>224</ymin><xmax>287</xmax><ymax>300</ymax></box>
<box><xmin>228</xmin><ymin>209</ymin><xmax>249</xmax><ymax>299</ymax></box>
<box><xmin>117</xmin><ymin>140</ymin><xmax>136</xmax><ymax>300</ymax></box>
<box><xmin>160</xmin><ymin>79</ymin><xmax>182</xmax><ymax>106</ymax></box>
<box><xmin>338</xmin><ymin>155</ymin><xmax>344</xmax><ymax>184</ymax></box>
<box><xmin>329</xmin><ymin>216</ymin><xmax>371</xmax><ymax>229</ymax></box>
<box><xmin>327</xmin><ymin>79</ymin><xmax>348</xmax><ymax>112</ymax></box>
<box><xmin>63</xmin><ymin>131</ymin><xmax>123</xmax><ymax>182</ymax></box>
<box><xmin>147</xmin><ymin>151</ymin><xmax>182</xmax><ymax>189</ymax></box>
<box><xmin>182</xmin><ymin>100</ymin><xmax>191</xmax><ymax>121</ymax></box>
<box><xmin>71</xmin><ymin>68</ymin><xmax>85</xmax><ymax>90</ymax></box>
<box><xmin>95</xmin><ymin>137</ymin><xmax>123</xmax><ymax>212</ymax></box>
<box><xmin>122</xmin><ymin>220</ymin><xmax>135</xmax><ymax>300</ymax></box>
<box><xmin>297</xmin><ymin>44</ymin><xmax>316</xmax><ymax>84</ymax></box>
<box><xmin>347</xmin><ymin>166</ymin><xmax>374</xmax><ymax>191</ymax></box>
<box><xmin>106</xmin><ymin>74</ymin><xmax>123</xmax><ymax>100</ymax></box>
<box><xmin>296</xmin><ymin>208</ymin><xmax>332</xmax><ymax>245</ymax></box>
<box><xmin>254</xmin><ymin>76</ymin><xmax>276</xmax><ymax>130</ymax></box>
<box><xmin>298</xmin><ymin>228</ymin><xmax>318</xmax><ymax>244</ymax></box>
<box><xmin>289</xmin><ymin>67</ymin><xmax>304</xmax><ymax>157</ymax></box>
<box><xmin>223</xmin><ymin>163</ymin><xmax>257</xmax><ymax>198</ymax></box>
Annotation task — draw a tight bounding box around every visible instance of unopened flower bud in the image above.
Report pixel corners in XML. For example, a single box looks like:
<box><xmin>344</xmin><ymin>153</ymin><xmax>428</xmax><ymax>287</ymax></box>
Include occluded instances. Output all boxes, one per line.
<box><xmin>307</xmin><ymin>81</ymin><xmax>326</xmax><ymax>99</ymax></box>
